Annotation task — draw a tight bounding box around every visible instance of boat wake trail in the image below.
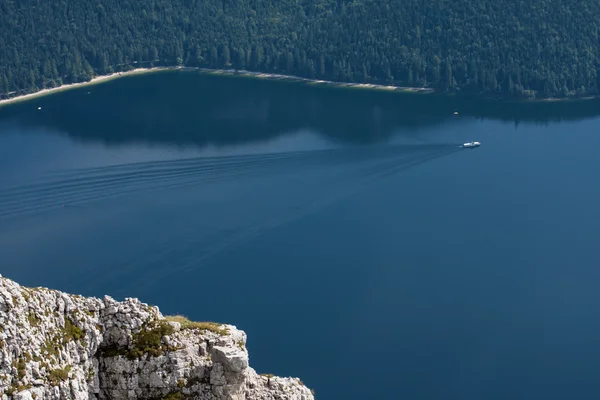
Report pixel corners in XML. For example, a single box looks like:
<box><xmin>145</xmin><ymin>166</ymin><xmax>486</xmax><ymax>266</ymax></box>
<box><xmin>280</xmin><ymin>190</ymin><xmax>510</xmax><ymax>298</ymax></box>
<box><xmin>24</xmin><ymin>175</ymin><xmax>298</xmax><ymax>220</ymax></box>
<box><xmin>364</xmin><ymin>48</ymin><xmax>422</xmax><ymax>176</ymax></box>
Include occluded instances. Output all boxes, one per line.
<box><xmin>1</xmin><ymin>143</ymin><xmax>460</xmax><ymax>293</ymax></box>
<box><xmin>70</xmin><ymin>143</ymin><xmax>461</xmax><ymax>293</ymax></box>
<box><xmin>0</xmin><ymin>144</ymin><xmax>456</xmax><ymax>220</ymax></box>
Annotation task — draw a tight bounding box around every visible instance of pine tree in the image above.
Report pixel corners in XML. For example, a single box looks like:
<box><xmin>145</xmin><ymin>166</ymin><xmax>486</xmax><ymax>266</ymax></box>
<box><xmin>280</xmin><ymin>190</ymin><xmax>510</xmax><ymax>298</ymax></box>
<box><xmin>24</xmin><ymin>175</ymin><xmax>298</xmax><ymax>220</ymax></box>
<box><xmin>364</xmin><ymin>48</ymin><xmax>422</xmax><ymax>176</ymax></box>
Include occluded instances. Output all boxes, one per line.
<box><xmin>319</xmin><ymin>54</ymin><xmax>325</xmax><ymax>76</ymax></box>
<box><xmin>221</xmin><ymin>45</ymin><xmax>231</xmax><ymax>67</ymax></box>
<box><xmin>1</xmin><ymin>0</ymin><xmax>599</xmax><ymax>98</ymax></box>
<box><xmin>1</xmin><ymin>74</ymin><xmax>9</xmax><ymax>97</ymax></box>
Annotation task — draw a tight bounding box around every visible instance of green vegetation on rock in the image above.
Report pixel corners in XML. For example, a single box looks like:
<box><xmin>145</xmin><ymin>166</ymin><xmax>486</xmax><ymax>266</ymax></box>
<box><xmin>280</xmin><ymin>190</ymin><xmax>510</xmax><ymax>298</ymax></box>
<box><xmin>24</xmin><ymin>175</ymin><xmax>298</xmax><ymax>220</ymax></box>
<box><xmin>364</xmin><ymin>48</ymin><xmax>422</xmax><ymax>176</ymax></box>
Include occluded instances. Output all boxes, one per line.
<box><xmin>47</xmin><ymin>366</ymin><xmax>71</xmax><ymax>386</ymax></box>
<box><xmin>1</xmin><ymin>0</ymin><xmax>600</xmax><ymax>99</ymax></box>
<box><xmin>163</xmin><ymin>393</ymin><xmax>184</xmax><ymax>400</ymax></box>
<box><xmin>86</xmin><ymin>367</ymin><xmax>95</xmax><ymax>382</ymax></box>
<box><xmin>5</xmin><ymin>384</ymin><xmax>32</xmax><ymax>396</ymax></box>
<box><xmin>63</xmin><ymin>319</ymin><xmax>85</xmax><ymax>343</ymax></box>
<box><xmin>16</xmin><ymin>358</ymin><xmax>26</xmax><ymax>380</ymax></box>
<box><xmin>164</xmin><ymin>315</ymin><xmax>228</xmax><ymax>335</ymax></box>
<box><xmin>42</xmin><ymin>338</ymin><xmax>61</xmax><ymax>359</ymax></box>
<box><xmin>100</xmin><ymin>320</ymin><xmax>175</xmax><ymax>359</ymax></box>
<box><xmin>27</xmin><ymin>312</ymin><xmax>41</xmax><ymax>327</ymax></box>
<box><xmin>131</xmin><ymin>321</ymin><xmax>175</xmax><ymax>358</ymax></box>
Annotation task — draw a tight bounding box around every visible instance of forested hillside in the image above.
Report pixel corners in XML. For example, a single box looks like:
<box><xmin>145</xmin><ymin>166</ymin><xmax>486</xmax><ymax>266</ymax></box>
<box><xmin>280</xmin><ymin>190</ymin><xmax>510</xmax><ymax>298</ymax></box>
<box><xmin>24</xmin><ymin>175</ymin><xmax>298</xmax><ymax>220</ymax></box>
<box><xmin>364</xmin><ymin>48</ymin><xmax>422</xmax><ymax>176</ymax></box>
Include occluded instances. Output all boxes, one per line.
<box><xmin>1</xmin><ymin>0</ymin><xmax>600</xmax><ymax>99</ymax></box>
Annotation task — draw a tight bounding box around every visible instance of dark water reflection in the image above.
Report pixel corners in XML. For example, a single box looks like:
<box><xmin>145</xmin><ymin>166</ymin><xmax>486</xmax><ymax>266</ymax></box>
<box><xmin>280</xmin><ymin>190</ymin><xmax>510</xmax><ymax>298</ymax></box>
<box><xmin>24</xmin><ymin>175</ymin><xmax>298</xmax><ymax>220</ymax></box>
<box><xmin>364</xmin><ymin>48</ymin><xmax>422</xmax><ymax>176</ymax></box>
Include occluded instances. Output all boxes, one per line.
<box><xmin>2</xmin><ymin>70</ymin><xmax>600</xmax><ymax>148</ymax></box>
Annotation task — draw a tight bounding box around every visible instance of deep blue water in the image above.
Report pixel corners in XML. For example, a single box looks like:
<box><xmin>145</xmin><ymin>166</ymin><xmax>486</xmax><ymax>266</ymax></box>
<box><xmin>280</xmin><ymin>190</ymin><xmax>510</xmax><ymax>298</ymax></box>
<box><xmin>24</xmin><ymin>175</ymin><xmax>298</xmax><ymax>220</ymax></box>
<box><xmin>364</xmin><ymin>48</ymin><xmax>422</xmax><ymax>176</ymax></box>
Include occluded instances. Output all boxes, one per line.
<box><xmin>2</xmin><ymin>71</ymin><xmax>600</xmax><ymax>399</ymax></box>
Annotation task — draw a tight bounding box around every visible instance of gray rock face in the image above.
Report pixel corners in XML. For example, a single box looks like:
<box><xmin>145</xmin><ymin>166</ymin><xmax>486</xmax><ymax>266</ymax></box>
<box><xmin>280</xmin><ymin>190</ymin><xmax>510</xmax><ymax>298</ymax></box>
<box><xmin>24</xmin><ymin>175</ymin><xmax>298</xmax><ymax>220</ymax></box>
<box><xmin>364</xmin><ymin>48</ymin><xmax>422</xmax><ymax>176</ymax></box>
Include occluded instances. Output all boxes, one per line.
<box><xmin>0</xmin><ymin>277</ymin><xmax>314</xmax><ymax>400</ymax></box>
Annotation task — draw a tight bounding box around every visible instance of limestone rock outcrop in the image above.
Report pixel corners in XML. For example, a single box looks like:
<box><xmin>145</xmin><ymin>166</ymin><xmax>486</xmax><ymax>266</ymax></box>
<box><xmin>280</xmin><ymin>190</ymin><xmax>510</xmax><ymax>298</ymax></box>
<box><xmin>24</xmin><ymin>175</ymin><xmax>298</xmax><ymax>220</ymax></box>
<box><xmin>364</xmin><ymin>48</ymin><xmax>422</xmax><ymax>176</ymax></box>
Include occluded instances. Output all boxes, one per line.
<box><xmin>0</xmin><ymin>276</ymin><xmax>314</xmax><ymax>400</ymax></box>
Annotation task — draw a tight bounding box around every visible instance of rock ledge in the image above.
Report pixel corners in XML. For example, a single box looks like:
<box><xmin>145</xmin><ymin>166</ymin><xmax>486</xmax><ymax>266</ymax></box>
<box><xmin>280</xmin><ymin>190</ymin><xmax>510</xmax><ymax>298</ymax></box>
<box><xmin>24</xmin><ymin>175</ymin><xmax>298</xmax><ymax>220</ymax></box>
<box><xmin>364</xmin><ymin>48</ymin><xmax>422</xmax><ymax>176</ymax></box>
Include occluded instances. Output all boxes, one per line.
<box><xmin>0</xmin><ymin>277</ymin><xmax>314</xmax><ymax>400</ymax></box>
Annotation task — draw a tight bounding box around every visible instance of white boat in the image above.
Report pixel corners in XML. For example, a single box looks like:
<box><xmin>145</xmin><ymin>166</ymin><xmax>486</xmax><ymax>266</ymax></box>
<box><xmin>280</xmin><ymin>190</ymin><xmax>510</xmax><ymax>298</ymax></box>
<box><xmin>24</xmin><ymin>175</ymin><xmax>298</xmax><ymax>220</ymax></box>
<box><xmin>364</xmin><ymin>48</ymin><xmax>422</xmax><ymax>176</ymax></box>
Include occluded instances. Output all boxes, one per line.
<box><xmin>461</xmin><ymin>141</ymin><xmax>481</xmax><ymax>148</ymax></box>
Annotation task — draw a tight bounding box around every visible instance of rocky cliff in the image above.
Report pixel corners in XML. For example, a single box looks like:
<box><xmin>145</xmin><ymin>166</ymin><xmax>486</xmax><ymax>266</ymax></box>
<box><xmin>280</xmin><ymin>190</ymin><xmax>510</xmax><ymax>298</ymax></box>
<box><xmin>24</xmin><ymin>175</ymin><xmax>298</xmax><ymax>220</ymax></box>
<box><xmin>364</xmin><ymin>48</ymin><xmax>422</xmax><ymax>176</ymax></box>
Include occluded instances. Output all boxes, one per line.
<box><xmin>0</xmin><ymin>276</ymin><xmax>314</xmax><ymax>400</ymax></box>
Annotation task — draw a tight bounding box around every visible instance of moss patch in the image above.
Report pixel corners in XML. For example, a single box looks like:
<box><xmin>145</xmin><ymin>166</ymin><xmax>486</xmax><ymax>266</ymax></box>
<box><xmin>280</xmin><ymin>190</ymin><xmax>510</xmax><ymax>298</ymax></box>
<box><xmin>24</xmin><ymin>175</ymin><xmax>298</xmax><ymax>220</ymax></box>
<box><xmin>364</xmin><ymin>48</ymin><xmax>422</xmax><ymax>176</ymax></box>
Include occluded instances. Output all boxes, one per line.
<box><xmin>86</xmin><ymin>367</ymin><xmax>95</xmax><ymax>382</ymax></box>
<box><xmin>5</xmin><ymin>384</ymin><xmax>32</xmax><ymax>396</ymax></box>
<box><xmin>47</xmin><ymin>366</ymin><xmax>71</xmax><ymax>386</ymax></box>
<box><xmin>164</xmin><ymin>315</ymin><xmax>228</xmax><ymax>335</ymax></box>
<box><xmin>100</xmin><ymin>321</ymin><xmax>175</xmax><ymax>359</ymax></box>
<box><xmin>163</xmin><ymin>393</ymin><xmax>183</xmax><ymax>400</ymax></box>
<box><xmin>17</xmin><ymin>358</ymin><xmax>26</xmax><ymax>380</ymax></box>
<box><xmin>63</xmin><ymin>318</ymin><xmax>85</xmax><ymax>342</ymax></box>
<box><xmin>131</xmin><ymin>321</ymin><xmax>175</xmax><ymax>357</ymax></box>
<box><xmin>27</xmin><ymin>312</ymin><xmax>41</xmax><ymax>327</ymax></box>
<box><xmin>42</xmin><ymin>338</ymin><xmax>60</xmax><ymax>359</ymax></box>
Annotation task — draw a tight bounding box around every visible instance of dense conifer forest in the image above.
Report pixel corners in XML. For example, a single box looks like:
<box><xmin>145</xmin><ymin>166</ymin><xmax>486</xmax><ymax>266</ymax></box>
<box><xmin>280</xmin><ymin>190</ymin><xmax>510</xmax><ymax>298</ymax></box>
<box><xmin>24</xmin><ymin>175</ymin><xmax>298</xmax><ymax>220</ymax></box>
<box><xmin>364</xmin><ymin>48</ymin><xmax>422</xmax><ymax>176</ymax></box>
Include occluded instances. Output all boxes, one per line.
<box><xmin>1</xmin><ymin>0</ymin><xmax>600</xmax><ymax>99</ymax></box>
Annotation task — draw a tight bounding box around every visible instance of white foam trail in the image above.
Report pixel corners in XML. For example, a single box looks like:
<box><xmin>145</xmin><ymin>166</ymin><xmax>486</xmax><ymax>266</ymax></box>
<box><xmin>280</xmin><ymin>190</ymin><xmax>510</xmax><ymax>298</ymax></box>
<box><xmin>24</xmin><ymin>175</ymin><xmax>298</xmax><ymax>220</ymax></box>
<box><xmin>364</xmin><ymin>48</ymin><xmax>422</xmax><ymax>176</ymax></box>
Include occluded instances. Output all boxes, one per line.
<box><xmin>0</xmin><ymin>144</ymin><xmax>454</xmax><ymax>219</ymax></box>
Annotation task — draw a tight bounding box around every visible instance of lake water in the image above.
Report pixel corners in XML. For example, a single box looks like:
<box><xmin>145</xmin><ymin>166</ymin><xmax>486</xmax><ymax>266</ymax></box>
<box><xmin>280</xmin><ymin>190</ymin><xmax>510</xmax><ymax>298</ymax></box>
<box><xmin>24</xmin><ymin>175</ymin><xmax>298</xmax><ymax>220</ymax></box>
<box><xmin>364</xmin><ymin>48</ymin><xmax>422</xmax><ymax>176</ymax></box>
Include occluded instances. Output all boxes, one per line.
<box><xmin>2</xmin><ymin>70</ymin><xmax>600</xmax><ymax>399</ymax></box>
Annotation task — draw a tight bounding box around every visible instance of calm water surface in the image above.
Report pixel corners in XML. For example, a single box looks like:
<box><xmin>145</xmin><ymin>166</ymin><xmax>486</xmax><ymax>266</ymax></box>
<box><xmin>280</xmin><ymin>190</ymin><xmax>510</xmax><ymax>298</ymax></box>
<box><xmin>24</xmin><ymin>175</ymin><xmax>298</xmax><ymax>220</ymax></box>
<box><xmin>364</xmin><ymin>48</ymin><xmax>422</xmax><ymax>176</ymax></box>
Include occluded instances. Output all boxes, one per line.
<box><xmin>1</xmin><ymin>71</ymin><xmax>600</xmax><ymax>399</ymax></box>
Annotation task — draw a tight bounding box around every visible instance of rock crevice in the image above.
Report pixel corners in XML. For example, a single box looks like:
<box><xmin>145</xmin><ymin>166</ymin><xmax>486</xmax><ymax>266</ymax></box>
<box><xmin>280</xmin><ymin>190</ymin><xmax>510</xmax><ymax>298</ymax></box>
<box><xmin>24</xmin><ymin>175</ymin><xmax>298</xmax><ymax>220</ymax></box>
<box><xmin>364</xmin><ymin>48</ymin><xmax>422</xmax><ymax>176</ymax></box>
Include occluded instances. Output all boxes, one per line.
<box><xmin>0</xmin><ymin>277</ymin><xmax>313</xmax><ymax>400</ymax></box>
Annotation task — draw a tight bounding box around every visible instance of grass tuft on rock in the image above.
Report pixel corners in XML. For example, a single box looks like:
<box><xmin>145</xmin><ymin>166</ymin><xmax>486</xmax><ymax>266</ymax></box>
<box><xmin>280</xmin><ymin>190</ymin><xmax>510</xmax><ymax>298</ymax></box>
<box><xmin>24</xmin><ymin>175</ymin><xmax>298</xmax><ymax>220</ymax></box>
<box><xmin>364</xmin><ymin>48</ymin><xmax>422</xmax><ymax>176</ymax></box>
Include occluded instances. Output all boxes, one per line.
<box><xmin>164</xmin><ymin>315</ymin><xmax>228</xmax><ymax>335</ymax></box>
<box><xmin>63</xmin><ymin>318</ymin><xmax>85</xmax><ymax>342</ymax></box>
<box><xmin>27</xmin><ymin>312</ymin><xmax>41</xmax><ymax>327</ymax></box>
<box><xmin>17</xmin><ymin>358</ymin><xmax>26</xmax><ymax>379</ymax></box>
<box><xmin>130</xmin><ymin>321</ymin><xmax>175</xmax><ymax>358</ymax></box>
<box><xmin>47</xmin><ymin>366</ymin><xmax>71</xmax><ymax>386</ymax></box>
<box><xmin>163</xmin><ymin>392</ymin><xmax>184</xmax><ymax>400</ymax></box>
<box><xmin>42</xmin><ymin>338</ymin><xmax>60</xmax><ymax>359</ymax></box>
<box><xmin>100</xmin><ymin>320</ymin><xmax>175</xmax><ymax>359</ymax></box>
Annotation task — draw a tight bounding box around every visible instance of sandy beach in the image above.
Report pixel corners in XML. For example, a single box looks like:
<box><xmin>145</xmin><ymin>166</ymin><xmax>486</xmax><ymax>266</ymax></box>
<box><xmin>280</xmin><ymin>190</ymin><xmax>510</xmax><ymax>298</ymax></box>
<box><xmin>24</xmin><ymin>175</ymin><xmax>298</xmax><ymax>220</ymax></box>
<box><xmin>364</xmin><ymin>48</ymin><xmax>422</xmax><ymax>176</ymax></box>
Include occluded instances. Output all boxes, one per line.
<box><xmin>203</xmin><ymin>68</ymin><xmax>434</xmax><ymax>93</ymax></box>
<box><xmin>0</xmin><ymin>67</ymin><xmax>177</xmax><ymax>107</ymax></box>
<box><xmin>0</xmin><ymin>66</ymin><xmax>434</xmax><ymax>107</ymax></box>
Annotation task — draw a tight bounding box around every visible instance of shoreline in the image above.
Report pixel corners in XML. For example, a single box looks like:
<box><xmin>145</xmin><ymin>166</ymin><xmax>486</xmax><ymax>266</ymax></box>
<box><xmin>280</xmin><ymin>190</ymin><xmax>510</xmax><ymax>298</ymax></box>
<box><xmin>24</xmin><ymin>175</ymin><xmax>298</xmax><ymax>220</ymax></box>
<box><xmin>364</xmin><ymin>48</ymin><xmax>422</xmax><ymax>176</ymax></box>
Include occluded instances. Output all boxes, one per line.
<box><xmin>0</xmin><ymin>67</ymin><xmax>175</xmax><ymax>107</ymax></box>
<box><xmin>0</xmin><ymin>66</ymin><xmax>596</xmax><ymax>107</ymax></box>
<box><xmin>202</xmin><ymin>68</ymin><xmax>435</xmax><ymax>94</ymax></box>
<box><xmin>0</xmin><ymin>66</ymin><xmax>434</xmax><ymax>107</ymax></box>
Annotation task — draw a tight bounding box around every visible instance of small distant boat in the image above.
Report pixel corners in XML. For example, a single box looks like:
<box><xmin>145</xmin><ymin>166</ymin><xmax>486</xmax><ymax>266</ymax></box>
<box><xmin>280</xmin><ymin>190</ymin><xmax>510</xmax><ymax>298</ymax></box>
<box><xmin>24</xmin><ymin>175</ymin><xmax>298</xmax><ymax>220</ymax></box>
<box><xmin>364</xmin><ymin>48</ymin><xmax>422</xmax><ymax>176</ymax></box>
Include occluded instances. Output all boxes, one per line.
<box><xmin>37</xmin><ymin>106</ymin><xmax>42</xmax><ymax>110</ymax></box>
<box><xmin>461</xmin><ymin>141</ymin><xmax>481</xmax><ymax>148</ymax></box>
<box><xmin>453</xmin><ymin>111</ymin><xmax>459</xmax><ymax>115</ymax></box>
